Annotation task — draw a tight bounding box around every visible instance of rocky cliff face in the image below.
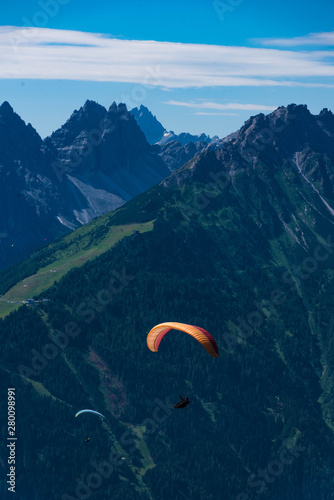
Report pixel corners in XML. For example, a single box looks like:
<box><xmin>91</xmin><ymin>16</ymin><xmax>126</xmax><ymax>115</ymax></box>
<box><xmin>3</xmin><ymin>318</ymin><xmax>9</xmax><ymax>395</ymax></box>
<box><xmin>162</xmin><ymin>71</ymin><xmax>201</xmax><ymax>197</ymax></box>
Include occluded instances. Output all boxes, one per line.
<box><xmin>0</xmin><ymin>102</ymin><xmax>66</xmax><ymax>268</ymax></box>
<box><xmin>48</xmin><ymin>101</ymin><xmax>170</xmax><ymax>225</ymax></box>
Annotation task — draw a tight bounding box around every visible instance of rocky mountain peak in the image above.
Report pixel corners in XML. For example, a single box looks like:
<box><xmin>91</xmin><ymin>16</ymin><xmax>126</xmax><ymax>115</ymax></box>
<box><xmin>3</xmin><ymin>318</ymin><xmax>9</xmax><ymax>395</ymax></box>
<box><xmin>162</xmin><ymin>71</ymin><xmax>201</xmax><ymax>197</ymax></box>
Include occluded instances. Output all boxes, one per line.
<box><xmin>163</xmin><ymin>104</ymin><xmax>334</xmax><ymax>193</ymax></box>
<box><xmin>108</xmin><ymin>101</ymin><xmax>118</xmax><ymax>112</ymax></box>
<box><xmin>130</xmin><ymin>104</ymin><xmax>166</xmax><ymax>144</ymax></box>
<box><xmin>81</xmin><ymin>99</ymin><xmax>105</xmax><ymax>113</ymax></box>
<box><xmin>0</xmin><ymin>101</ymin><xmax>34</xmax><ymax>132</ymax></box>
<box><xmin>70</xmin><ymin>100</ymin><xmax>107</xmax><ymax>123</ymax></box>
<box><xmin>0</xmin><ymin>101</ymin><xmax>43</xmax><ymax>164</ymax></box>
<box><xmin>0</xmin><ymin>100</ymin><xmax>14</xmax><ymax>115</ymax></box>
<box><xmin>317</xmin><ymin>107</ymin><xmax>334</xmax><ymax>132</ymax></box>
<box><xmin>47</xmin><ymin>100</ymin><xmax>107</xmax><ymax>148</ymax></box>
<box><xmin>319</xmin><ymin>107</ymin><xmax>333</xmax><ymax>117</ymax></box>
<box><xmin>232</xmin><ymin>103</ymin><xmax>334</xmax><ymax>163</ymax></box>
<box><xmin>107</xmin><ymin>102</ymin><xmax>130</xmax><ymax>120</ymax></box>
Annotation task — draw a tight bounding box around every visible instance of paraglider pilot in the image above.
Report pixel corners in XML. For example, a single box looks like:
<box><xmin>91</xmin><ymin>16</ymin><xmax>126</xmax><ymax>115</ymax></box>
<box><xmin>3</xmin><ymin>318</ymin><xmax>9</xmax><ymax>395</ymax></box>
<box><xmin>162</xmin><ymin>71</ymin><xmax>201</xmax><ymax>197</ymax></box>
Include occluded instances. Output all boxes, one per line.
<box><xmin>174</xmin><ymin>396</ymin><xmax>190</xmax><ymax>409</ymax></box>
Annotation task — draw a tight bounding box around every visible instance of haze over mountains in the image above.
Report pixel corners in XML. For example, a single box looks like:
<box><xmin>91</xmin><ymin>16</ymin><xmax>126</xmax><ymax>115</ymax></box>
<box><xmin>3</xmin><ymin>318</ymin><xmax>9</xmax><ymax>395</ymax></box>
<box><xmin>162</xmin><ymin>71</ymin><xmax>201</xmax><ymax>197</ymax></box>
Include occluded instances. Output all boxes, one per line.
<box><xmin>0</xmin><ymin>101</ymin><xmax>214</xmax><ymax>269</ymax></box>
<box><xmin>1</xmin><ymin>103</ymin><xmax>334</xmax><ymax>499</ymax></box>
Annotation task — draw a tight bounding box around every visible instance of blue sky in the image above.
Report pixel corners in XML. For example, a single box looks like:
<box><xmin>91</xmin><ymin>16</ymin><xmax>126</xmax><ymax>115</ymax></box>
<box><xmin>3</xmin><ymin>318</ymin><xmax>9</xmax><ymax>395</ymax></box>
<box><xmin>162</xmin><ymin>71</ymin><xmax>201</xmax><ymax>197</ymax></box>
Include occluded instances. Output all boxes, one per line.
<box><xmin>0</xmin><ymin>0</ymin><xmax>333</xmax><ymax>138</ymax></box>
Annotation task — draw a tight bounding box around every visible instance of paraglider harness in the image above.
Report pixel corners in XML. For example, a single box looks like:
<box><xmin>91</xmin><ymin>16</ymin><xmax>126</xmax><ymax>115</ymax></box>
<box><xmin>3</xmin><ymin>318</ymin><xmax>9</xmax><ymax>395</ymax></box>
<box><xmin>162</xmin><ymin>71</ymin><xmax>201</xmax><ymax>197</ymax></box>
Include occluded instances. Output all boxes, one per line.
<box><xmin>174</xmin><ymin>396</ymin><xmax>190</xmax><ymax>409</ymax></box>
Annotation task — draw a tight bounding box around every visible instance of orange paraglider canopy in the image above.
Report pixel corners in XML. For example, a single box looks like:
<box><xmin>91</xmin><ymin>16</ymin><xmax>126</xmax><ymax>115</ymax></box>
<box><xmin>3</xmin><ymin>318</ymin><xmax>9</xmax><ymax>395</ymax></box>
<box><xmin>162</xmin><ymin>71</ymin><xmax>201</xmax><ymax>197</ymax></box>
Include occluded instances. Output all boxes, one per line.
<box><xmin>146</xmin><ymin>322</ymin><xmax>219</xmax><ymax>358</ymax></box>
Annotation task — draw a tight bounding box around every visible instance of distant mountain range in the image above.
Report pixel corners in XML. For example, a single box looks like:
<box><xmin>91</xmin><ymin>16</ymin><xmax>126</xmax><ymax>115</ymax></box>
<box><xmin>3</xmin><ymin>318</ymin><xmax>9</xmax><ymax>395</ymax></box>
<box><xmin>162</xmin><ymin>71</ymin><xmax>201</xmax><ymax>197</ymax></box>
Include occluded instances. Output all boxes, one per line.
<box><xmin>0</xmin><ymin>101</ymin><xmax>215</xmax><ymax>269</ymax></box>
<box><xmin>1</xmin><ymin>103</ymin><xmax>334</xmax><ymax>499</ymax></box>
<box><xmin>2</xmin><ymin>100</ymin><xmax>332</xmax><ymax>273</ymax></box>
<box><xmin>130</xmin><ymin>104</ymin><xmax>220</xmax><ymax>146</ymax></box>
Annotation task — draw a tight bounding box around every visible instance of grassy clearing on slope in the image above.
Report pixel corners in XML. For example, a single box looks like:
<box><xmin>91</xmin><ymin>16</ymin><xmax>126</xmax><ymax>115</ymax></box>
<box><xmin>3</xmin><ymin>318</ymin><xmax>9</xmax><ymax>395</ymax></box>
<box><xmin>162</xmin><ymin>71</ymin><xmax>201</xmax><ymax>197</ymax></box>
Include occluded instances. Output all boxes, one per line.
<box><xmin>130</xmin><ymin>425</ymin><xmax>156</xmax><ymax>476</ymax></box>
<box><xmin>0</xmin><ymin>221</ymin><xmax>154</xmax><ymax>318</ymax></box>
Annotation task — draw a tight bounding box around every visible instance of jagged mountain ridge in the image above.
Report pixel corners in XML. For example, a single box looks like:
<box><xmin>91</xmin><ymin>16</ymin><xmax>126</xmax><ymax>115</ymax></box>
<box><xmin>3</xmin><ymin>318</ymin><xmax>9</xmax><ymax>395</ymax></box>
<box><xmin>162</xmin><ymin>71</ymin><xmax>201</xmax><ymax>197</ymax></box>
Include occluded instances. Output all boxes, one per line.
<box><xmin>165</xmin><ymin>104</ymin><xmax>334</xmax><ymax>212</ymax></box>
<box><xmin>47</xmin><ymin>100</ymin><xmax>170</xmax><ymax>225</ymax></box>
<box><xmin>0</xmin><ymin>100</ymin><xmax>207</xmax><ymax>269</ymax></box>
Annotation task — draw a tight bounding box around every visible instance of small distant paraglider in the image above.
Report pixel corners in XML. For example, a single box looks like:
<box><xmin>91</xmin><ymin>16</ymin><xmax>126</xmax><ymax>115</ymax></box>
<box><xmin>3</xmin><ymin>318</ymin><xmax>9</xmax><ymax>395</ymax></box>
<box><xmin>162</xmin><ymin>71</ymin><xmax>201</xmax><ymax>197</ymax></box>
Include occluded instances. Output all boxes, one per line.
<box><xmin>174</xmin><ymin>396</ymin><xmax>190</xmax><ymax>409</ymax></box>
<box><xmin>146</xmin><ymin>322</ymin><xmax>219</xmax><ymax>358</ymax></box>
<box><xmin>75</xmin><ymin>409</ymin><xmax>107</xmax><ymax>420</ymax></box>
<box><xmin>75</xmin><ymin>410</ymin><xmax>108</xmax><ymax>443</ymax></box>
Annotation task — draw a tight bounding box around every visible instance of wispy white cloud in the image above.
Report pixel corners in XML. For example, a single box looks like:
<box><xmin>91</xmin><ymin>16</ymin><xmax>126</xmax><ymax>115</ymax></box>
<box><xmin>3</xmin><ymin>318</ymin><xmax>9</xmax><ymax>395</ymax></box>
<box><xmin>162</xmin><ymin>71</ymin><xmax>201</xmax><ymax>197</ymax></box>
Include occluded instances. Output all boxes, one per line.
<box><xmin>252</xmin><ymin>31</ymin><xmax>334</xmax><ymax>47</ymax></box>
<box><xmin>1</xmin><ymin>26</ymin><xmax>334</xmax><ymax>88</ymax></box>
<box><xmin>164</xmin><ymin>101</ymin><xmax>278</xmax><ymax>111</ymax></box>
